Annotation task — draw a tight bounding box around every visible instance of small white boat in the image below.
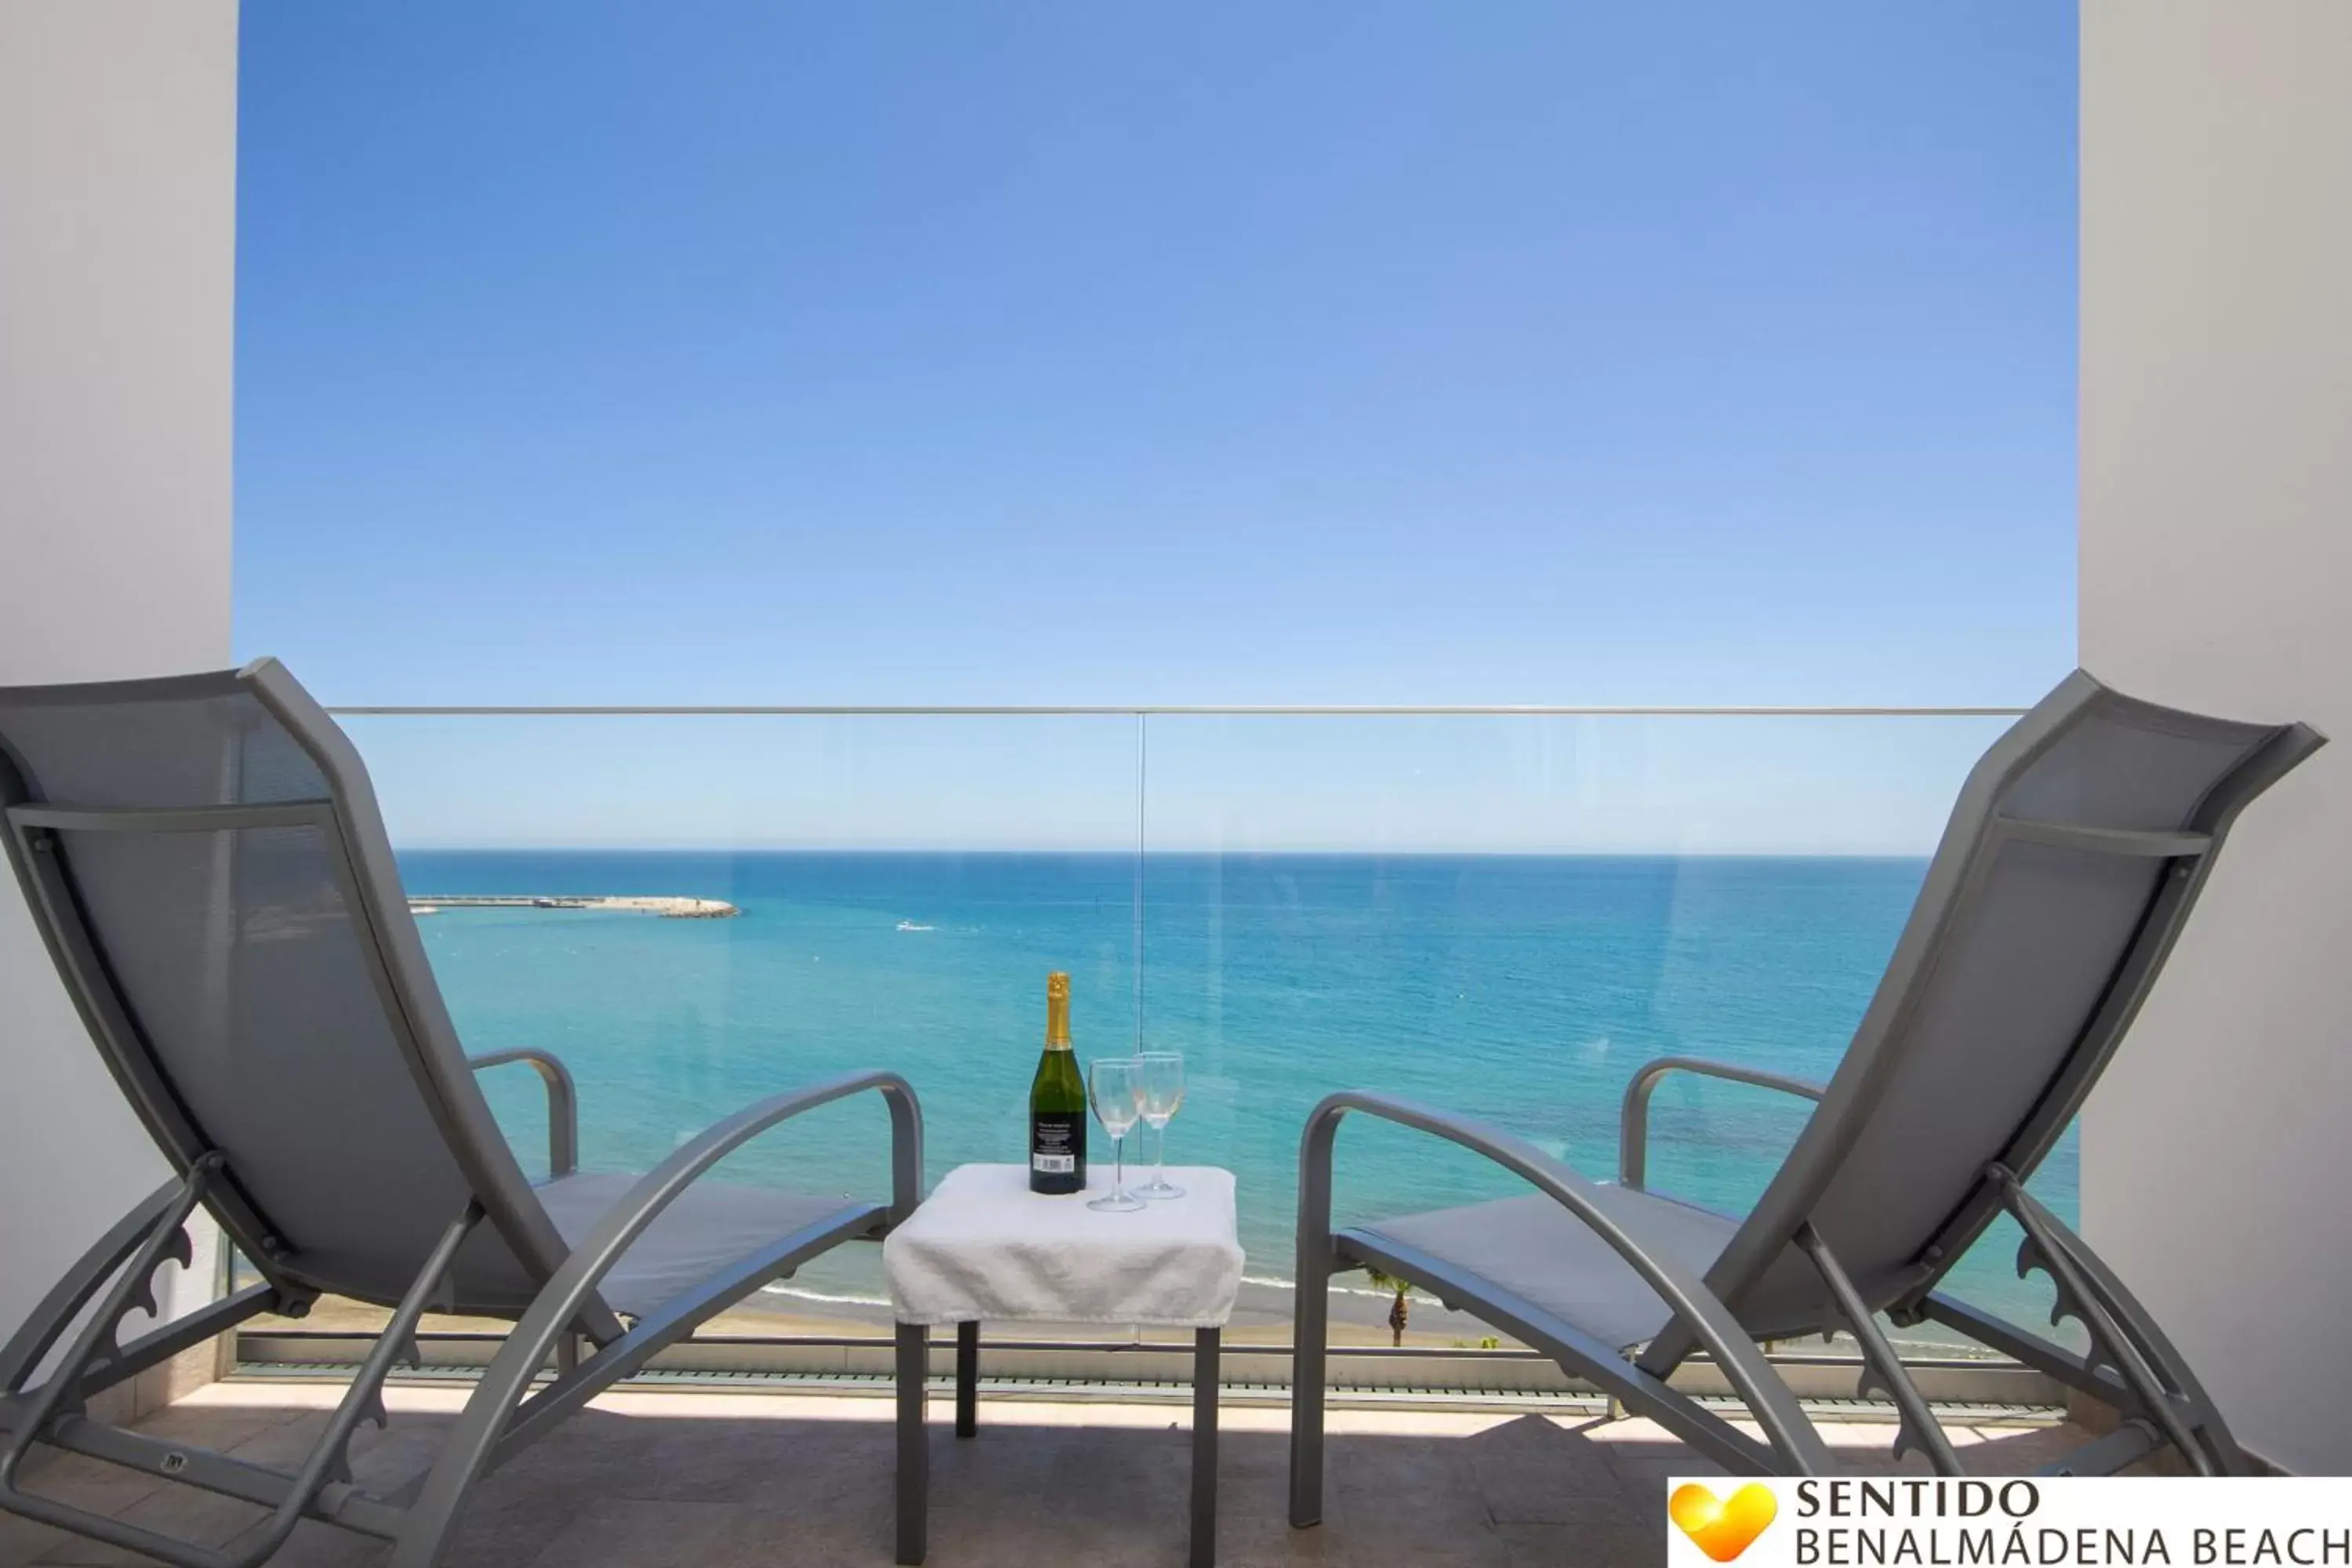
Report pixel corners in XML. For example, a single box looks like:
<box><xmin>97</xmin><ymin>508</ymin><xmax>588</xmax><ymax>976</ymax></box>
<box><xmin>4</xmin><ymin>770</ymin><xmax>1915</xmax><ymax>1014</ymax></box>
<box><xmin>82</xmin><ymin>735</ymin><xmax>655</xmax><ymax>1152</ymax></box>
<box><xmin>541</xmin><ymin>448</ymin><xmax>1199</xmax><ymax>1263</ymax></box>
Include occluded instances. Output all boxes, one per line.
<box><xmin>895</xmin><ymin>920</ymin><xmax>935</xmax><ymax>932</ymax></box>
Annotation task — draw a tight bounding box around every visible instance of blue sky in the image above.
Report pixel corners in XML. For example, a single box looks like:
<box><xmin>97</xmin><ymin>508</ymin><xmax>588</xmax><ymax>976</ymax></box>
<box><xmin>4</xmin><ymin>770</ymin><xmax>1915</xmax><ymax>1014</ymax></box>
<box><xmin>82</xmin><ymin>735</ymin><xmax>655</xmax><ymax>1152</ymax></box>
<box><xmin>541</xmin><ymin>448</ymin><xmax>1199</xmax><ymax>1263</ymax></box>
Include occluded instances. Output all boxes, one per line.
<box><xmin>232</xmin><ymin>3</ymin><xmax>2075</xmax><ymax>849</ymax></box>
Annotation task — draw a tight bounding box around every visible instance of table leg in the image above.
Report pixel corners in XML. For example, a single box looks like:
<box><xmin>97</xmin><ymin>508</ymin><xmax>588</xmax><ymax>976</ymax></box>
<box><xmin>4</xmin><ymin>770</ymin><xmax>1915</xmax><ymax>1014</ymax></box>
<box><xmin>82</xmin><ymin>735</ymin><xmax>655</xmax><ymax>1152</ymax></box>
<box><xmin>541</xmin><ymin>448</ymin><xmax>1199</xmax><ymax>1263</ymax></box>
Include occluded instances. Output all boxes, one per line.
<box><xmin>1191</xmin><ymin>1327</ymin><xmax>1220</xmax><ymax>1568</ymax></box>
<box><xmin>956</xmin><ymin>1320</ymin><xmax>979</xmax><ymax>1439</ymax></box>
<box><xmin>895</xmin><ymin>1321</ymin><xmax>927</xmax><ymax>1565</ymax></box>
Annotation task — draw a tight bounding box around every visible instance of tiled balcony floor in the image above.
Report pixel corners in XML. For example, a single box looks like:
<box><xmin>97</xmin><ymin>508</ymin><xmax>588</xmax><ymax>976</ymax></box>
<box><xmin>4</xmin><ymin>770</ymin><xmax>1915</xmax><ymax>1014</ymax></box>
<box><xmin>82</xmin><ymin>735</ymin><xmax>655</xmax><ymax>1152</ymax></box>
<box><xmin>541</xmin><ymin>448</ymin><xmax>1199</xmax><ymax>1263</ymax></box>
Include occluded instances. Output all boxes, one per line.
<box><xmin>2</xmin><ymin>1383</ymin><xmax>2100</xmax><ymax>1568</ymax></box>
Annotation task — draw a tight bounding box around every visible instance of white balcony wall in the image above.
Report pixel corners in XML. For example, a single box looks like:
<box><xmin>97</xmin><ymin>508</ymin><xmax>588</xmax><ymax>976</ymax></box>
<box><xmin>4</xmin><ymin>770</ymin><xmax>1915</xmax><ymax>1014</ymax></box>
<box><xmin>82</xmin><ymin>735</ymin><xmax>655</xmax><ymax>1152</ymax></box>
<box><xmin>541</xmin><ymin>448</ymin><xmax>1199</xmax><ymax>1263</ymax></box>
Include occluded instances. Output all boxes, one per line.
<box><xmin>2079</xmin><ymin>0</ymin><xmax>2352</xmax><ymax>1475</ymax></box>
<box><xmin>0</xmin><ymin>2</ymin><xmax>239</xmax><ymax>1345</ymax></box>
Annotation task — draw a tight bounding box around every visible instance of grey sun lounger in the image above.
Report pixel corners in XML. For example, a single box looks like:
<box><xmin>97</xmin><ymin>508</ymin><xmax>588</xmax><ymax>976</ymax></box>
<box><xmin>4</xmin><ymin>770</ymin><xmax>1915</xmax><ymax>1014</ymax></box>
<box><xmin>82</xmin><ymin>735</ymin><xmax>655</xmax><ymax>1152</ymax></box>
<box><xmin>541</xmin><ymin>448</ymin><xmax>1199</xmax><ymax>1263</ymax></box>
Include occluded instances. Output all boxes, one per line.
<box><xmin>1290</xmin><ymin>670</ymin><xmax>2321</xmax><ymax>1504</ymax></box>
<box><xmin>0</xmin><ymin>660</ymin><xmax>923</xmax><ymax>1567</ymax></box>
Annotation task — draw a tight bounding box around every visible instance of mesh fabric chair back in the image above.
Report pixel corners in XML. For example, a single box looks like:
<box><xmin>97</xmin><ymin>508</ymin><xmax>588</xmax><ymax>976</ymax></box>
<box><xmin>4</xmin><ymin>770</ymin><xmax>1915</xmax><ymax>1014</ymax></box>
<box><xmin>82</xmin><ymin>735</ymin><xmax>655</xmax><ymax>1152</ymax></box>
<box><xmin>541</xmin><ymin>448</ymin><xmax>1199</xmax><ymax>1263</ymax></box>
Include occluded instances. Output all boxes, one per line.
<box><xmin>0</xmin><ymin>663</ymin><xmax>572</xmax><ymax>1313</ymax></box>
<box><xmin>1707</xmin><ymin>672</ymin><xmax>2310</xmax><ymax>1338</ymax></box>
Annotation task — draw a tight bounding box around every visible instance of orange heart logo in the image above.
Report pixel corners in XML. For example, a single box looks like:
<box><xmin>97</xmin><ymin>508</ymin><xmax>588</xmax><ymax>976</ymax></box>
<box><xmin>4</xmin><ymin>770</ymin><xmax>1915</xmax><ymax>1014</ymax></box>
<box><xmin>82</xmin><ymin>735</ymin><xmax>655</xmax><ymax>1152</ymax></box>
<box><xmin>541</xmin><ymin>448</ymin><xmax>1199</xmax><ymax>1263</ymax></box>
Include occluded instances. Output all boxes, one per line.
<box><xmin>1669</xmin><ymin>1482</ymin><xmax>1780</xmax><ymax>1562</ymax></box>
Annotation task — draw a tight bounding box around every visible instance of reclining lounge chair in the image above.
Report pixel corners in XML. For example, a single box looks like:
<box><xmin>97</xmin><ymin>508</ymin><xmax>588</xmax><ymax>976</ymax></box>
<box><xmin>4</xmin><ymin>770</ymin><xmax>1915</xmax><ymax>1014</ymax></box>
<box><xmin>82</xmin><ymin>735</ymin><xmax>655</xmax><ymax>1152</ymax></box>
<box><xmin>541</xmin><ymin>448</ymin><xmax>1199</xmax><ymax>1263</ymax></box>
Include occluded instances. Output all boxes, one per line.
<box><xmin>0</xmin><ymin>660</ymin><xmax>923</xmax><ymax>1566</ymax></box>
<box><xmin>1290</xmin><ymin>670</ymin><xmax>2319</xmax><ymax>1506</ymax></box>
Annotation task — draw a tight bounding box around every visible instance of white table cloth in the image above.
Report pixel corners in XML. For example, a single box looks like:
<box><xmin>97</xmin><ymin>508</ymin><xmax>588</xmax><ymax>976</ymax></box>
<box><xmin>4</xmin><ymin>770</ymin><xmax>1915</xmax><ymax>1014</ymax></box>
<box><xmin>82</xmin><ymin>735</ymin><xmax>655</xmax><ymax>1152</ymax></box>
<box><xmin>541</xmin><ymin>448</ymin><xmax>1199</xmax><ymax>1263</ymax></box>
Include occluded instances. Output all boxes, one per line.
<box><xmin>883</xmin><ymin>1163</ymin><xmax>1243</xmax><ymax>1328</ymax></box>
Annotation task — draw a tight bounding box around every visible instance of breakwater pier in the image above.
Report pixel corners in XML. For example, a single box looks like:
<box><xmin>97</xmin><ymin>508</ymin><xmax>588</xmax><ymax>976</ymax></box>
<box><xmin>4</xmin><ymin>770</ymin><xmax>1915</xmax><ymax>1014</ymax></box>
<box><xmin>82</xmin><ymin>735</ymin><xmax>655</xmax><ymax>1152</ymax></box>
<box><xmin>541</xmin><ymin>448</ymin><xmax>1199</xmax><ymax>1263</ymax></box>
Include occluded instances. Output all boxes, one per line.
<box><xmin>408</xmin><ymin>895</ymin><xmax>739</xmax><ymax>919</ymax></box>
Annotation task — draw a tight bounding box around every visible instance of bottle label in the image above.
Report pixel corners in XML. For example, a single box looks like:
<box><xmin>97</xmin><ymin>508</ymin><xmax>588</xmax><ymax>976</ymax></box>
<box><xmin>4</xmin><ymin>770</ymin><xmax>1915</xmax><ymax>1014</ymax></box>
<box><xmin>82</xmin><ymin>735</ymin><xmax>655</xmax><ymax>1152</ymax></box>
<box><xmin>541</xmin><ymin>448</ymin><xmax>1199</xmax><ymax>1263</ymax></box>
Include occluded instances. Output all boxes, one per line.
<box><xmin>1032</xmin><ymin>1112</ymin><xmax>1083</xmax><ymax>1174</ymax></box>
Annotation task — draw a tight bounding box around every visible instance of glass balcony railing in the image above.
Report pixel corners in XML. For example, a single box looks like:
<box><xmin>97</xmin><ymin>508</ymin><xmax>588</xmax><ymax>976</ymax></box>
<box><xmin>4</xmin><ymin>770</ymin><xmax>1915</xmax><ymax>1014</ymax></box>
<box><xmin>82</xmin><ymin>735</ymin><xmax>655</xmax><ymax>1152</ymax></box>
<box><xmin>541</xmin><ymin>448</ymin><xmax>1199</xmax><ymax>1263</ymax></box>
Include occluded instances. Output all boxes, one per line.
<box><xmin>237</xmin><ymin>704</ymin><xmax>2075</xmax><ymax>1373</ymax></box>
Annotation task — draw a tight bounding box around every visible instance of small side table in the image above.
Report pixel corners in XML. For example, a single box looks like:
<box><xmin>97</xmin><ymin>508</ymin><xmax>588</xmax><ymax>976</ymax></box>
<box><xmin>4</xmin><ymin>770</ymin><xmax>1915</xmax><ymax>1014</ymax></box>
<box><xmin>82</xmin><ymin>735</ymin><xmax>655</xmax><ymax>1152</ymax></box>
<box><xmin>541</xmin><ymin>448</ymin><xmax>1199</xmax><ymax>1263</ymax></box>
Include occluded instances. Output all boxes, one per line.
<box><xmin>882</xmin><ymin>1163</ymin><xmax>1244</xmax><ymax>1568</ymax></box>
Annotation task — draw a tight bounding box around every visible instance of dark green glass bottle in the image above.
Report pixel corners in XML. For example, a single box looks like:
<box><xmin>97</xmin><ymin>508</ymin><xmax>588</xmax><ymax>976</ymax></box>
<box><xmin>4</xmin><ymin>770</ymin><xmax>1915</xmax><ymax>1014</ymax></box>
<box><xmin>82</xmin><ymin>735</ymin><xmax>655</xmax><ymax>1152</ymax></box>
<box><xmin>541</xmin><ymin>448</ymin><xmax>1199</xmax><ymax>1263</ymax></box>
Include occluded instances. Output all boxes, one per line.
<box><xmin>1029</xmin><ymin>971</ymin><xmax>1087</xmax><ymax>1194</ymax></box>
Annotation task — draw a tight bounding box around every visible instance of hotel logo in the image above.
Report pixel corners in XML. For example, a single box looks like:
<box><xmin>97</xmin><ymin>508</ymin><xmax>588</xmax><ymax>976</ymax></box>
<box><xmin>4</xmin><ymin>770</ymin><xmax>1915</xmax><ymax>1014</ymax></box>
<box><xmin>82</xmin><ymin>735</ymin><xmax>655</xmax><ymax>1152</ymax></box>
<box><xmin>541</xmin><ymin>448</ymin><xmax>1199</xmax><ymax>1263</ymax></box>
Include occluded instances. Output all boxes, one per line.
<box><xmin>1671</xmin><ymin>1483</ymin><xmax>1782</xmax><ymax>1561</ymax></box>
<box><xmin>1666</xmin><ymin>1476</ymin><xmax>2352</xmax><ymax>1568</ymax></box>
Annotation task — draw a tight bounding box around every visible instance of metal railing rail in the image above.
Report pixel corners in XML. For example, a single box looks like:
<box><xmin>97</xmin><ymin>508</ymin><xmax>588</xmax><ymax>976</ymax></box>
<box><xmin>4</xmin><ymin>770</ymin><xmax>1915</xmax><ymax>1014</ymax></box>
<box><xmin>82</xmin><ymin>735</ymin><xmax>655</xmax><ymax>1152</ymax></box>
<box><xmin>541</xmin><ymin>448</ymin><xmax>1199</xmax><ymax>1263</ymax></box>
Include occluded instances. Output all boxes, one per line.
<box><xmin>330</xmin><ymin>703</ymin><xmax>2028</xmax><ymax>717</ymax></box>
<box><xmin>232</xmin><ymin>1329</ymin><xmax>2068</xmax><ymax>1410</ymax></box>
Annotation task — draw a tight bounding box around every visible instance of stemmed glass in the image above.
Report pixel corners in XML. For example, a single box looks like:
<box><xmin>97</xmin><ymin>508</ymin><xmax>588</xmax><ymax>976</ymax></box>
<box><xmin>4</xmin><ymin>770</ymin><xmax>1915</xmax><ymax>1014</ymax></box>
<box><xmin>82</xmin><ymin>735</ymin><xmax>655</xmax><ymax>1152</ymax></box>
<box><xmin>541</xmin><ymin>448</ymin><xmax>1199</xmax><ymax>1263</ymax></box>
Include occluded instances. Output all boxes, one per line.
<box><xmin>1086</xmin><ymin>1057</ymin><xmax>1145</xmax><ymax>1212</ymax></box>
<box><xmin>1134</xmin><ymin>1051</ymin><xmax>1186</xmax><ymax>1200</ymax></box>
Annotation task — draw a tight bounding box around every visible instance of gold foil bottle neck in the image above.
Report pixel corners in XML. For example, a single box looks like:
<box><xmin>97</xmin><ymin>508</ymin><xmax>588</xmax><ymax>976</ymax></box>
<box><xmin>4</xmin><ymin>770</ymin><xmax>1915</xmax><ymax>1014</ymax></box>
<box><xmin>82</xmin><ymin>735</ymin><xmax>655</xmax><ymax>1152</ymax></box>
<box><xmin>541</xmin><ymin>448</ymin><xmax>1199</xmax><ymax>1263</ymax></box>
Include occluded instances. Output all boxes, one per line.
<box><xmin>1044</xmin><ymin>971</ymin><xmax>1073</xmax><ymax>1050</ymax></box>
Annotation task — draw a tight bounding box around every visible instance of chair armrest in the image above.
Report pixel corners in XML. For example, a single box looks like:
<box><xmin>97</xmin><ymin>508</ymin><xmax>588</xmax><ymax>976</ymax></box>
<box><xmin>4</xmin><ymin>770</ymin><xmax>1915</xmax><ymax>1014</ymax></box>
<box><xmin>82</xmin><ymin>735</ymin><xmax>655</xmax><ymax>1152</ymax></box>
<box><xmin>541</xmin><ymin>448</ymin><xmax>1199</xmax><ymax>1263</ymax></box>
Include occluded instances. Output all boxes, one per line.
<box><xmin>396</xmin><ymin>1071</ymin><xmax>926</xmax><ymax>1536</ymax></box>
<box><xmin>568</xmin><ymin>1069</ymin><xmax>924</xmax><ymax>1281</ymax></box>
<box><xmin>469</xmin><ymin>1048</ymin><xmax>580</xmax><ymax>1178</ymax></box>
<box><xmin>1298</xmin><ymin>1090</ymin><xmax>1829</xmax><ymax>1473</ymax></box>
<box><xmin>1619</xmin><ymin>1056</ymin><xmax>1824</xmax><ymax>1190</ymax></box>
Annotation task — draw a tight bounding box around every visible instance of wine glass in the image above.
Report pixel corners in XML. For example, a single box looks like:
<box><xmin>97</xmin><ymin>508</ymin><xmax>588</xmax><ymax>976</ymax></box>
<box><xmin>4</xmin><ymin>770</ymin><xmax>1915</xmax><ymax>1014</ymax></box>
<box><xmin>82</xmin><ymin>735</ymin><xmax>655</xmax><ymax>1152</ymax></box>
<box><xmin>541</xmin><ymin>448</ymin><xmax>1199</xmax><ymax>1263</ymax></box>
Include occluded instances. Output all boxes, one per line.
<box><xmin>1134</xmin><ymin>1051</ymin><xmax>1186</xmax><ymax>1200</ymax></box>
<box><xmin>1086</xmin><ymin>1056</ymin><xmax>1145</xmax><ymax>1212</ymax></box>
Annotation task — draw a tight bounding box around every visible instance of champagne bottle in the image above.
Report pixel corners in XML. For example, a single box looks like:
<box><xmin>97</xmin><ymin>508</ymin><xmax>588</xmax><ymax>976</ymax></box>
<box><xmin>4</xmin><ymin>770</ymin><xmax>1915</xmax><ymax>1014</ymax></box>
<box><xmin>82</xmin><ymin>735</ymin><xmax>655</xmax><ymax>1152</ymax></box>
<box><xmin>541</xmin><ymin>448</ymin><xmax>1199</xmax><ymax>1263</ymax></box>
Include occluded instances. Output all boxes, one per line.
<box><xmin>1029</xmin><ymin>971</ymin><xmax>1087</xmax><ymax>1194</ymax></box>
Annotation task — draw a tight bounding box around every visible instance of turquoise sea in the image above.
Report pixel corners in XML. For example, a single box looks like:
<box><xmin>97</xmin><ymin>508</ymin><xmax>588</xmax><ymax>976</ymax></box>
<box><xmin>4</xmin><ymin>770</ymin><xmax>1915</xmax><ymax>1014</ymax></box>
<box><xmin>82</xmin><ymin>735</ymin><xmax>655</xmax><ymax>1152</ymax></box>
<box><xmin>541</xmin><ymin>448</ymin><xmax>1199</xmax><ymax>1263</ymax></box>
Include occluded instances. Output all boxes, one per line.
<box><xmin>402</xmin><ymin>850</ymin><xmax>2074</xmax><ymax>1339</ymax></box>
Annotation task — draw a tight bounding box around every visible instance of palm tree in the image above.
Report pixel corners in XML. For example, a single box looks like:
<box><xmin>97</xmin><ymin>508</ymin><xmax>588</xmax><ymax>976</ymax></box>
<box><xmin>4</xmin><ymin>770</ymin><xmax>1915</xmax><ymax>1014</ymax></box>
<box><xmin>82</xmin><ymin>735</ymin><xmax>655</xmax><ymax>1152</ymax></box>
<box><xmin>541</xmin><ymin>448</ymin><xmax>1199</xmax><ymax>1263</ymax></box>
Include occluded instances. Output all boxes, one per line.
<box><xmin>1363</xmin><ymin>1267</ymin><xmax>1412</xmax><ymax>1348</ymax></box>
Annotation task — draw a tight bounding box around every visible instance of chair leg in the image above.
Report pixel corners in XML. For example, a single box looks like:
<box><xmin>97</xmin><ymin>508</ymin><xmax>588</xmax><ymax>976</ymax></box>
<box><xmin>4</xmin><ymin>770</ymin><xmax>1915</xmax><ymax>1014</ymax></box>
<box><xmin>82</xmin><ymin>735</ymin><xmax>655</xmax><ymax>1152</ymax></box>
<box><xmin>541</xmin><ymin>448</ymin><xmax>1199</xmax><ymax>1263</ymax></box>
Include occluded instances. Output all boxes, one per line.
<box><xmin>388</xmin><ymin>1223</ymin><xmax>629</xmax><ymax>1568</ymax></box>
<box><xmin>896</xmin><ymin>1322</ymin><xmax>927</xmax><ymax>1565</ymax></box>
<box><xmin>227</xmin><ymin>1207</ymin><xmax>480</xmax><ymax>1565</ymax></box>
<box><xmin>1797</xmin><ymin>1226</ymin><xmax>1963</xmax><ymax>1475</ymax></box>
<box><xmin>390</xmin><ymin>1334</ymin><xmax>547</xmax><ymax>1562</ymax></box>
<box><xmin>1287</xmin><ymin>1241</ymin><xmax>1330</xmax><ymax>1527</ymax></box>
